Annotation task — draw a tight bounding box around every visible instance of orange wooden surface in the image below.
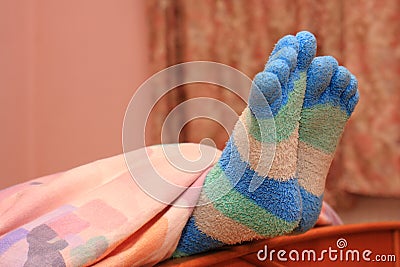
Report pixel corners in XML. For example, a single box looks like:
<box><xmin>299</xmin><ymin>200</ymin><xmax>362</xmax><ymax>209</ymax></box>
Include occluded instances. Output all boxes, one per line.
<box><xmin>159</xmin><ymin>222</ymin><xmax>400</xmax><ymax>267</ymax></box>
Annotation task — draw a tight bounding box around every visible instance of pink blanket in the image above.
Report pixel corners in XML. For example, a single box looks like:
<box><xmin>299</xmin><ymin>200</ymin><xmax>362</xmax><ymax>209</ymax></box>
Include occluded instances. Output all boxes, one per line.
<box><xmin>0</xmin><ymin>144</ymin><xmax>341</xmax><ymax>266</ymax></box>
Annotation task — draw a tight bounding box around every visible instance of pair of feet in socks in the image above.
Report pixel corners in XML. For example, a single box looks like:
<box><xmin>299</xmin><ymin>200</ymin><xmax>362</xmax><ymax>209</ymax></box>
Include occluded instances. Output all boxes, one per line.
<box><xmin>174</xmin><ymin>31</ymin><xmax>359</xmax><ymax>257</ymax></box>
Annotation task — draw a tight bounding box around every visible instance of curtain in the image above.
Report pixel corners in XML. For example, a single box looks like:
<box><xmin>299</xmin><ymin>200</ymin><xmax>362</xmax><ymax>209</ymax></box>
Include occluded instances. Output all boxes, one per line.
<box><xmin>145</xmin><ymin>0</ymin><xmax>400</xmax><ymax>207</ymax></box>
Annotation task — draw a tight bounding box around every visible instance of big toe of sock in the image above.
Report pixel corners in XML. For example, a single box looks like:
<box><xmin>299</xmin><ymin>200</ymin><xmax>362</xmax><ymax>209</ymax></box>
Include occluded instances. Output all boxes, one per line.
<box><xmin>249</xmin><ymin>71</ymin><xmax>281</xmax><ymax>118</ymax></box>
<box><xmin>269</xmin><ymin>35</ymin><xmax>299</xmax><ymax>72</ymax></box>
<box><xmin>303</xmin><ymin>56</ymin><xmax>338</xmax><ymax>108</ymax></box>
<box><xmin>295</xmin><ymin>31</ymin><xmax>317</xmax><ymax>71</ymax></box>
<box><xmin>270</xmin><ymin>31</ymin><xmax>316</xmax><ymax>72</ymax></box>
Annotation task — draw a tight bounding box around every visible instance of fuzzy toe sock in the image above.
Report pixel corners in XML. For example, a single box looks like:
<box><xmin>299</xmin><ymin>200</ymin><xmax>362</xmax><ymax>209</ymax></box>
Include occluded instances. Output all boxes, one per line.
<box><xmin>173</xmin><ymin>31</ymin><xmax>317</xmax><ymax>257</ymax></box>
<box><xmin>295</xmin><ymin>56</ymin><xmax>359</xmax><ymax>233</ymax></box>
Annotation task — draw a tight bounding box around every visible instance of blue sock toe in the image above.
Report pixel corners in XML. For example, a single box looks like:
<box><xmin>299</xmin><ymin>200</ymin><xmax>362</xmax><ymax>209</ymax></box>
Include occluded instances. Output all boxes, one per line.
<box><xmin>303</xmin><ymin>56</ymin><xmax>338</xmax><ymax>108</ymax></box>
<box><xmin>319</xmin><ymin>66</ymin><xmax>351</xmax><ymax>106</ymax></box>
<box><xmin>347</xmin><ymin>91</ymin><xmax>360</xmax><ymax>114</ymax></box>
<box><xmin>265</xmin><ymin>59</ymin><xmax>290</xmax><ymax>86</ymax></box>
<box><xmin>271</xmin><ymin>35</ymin><xmax>299</xmax><ymax>57</ymax></box>
<box><xmin>341</xmin><ymin>75</ymin><xmax>359</xmax><ymax>115</ymax></box>
<box><xmin>250</xmin><ymin>72</ymin><xmax>281</xmax><ymax>118</ymax></box>
<box><xmin>295</xmin><ymin>31</ymin><xmax>317</xmax><ymax>71</ymax></box>
<box><xmin>268</xmin><ymin>47</ymin><xmax>298</xmax><ymax>71</ymax></box>
<box><xmin>331</xmin><ymin>66</ymin><xmax>351</xmax><ymax>90</ymax></box>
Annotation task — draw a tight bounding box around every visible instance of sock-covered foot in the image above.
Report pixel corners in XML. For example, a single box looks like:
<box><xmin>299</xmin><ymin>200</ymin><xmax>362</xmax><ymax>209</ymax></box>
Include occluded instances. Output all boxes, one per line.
<box><xmin>295</xmin><ymin>56</ymin><xmax>359</xmax><ymax>232</ymax></box>
<box><xmin>173</xmin><ymin>31</ymin><xmax>316</xmax><ymax>257</ymax></box>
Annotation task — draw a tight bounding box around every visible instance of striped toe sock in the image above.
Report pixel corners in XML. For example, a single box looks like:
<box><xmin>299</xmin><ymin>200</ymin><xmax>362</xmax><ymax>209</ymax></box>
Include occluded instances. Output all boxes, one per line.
<box><xmin>173</xmin><ymin>31</ymin><xmax>317</xmax><ymax>257</ymax></box>
<box><xmin>295</xmin><ymin>56</ymin><xmax>359</xmax><ymax>233</ymax></box>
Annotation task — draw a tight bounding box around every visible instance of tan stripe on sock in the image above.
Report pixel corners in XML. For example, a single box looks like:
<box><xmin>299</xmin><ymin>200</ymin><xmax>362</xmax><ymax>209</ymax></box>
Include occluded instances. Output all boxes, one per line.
<box><xmin>268</xmin><ymin>127</ymin><xmax>298</xmax><ymax>179</ymax></box>
<box><xmin>235</xmin><ymin>114</ymin><xmax>298</xmax><ymax>179</ymax></box>
<box><xmin>193</xmin><ymin>192</ymin><xmax>264</xmax><ymax>244</ymax></box>
<box><xmin>232</xmin><ymin>118</ymin><xmax>274</xmax><ymax>177</ymax></box>
<box><xmin>297</xmin><ymin>141</ymin><xmax>334</xmax><ymax>196</ymax></box>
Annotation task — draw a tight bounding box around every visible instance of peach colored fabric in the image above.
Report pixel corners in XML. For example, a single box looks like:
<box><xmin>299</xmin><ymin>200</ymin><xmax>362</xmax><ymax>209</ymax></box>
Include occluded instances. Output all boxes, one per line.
<box><xmin>0</xmin><ymin>144</ymin><xmax>339</xmax><ymax>266</ymax></box>
<box><xmin>0</xmin><ymin>144</ymin><xmax>216</xmax><ymax>266</ymax></box>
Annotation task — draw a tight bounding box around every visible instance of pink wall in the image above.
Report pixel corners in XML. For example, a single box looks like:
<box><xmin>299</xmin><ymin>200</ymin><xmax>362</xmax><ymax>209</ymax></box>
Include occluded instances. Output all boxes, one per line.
<box><xmin>0</xmin><ymin>0</ymin><xmax>150</xmax><ymax>189</ymax></box>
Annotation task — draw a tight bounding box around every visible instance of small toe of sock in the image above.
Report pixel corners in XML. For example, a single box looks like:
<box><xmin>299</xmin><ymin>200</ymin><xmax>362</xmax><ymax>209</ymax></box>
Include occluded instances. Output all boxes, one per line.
<box><xmin>250</xmin><ymin>71</ymin><xmax>281</xmax><ymax>117</ymax></box>
<box><xmin>331</xmin><ymin>66</ymin><xmax>351</xmax><ymax>90</ymax></box>
<box><xmin>347</xmin><ymin>90</ymin><xmax>359</xmax><ymax>115</ymax></box>
<box><xmin>295</xmin><ymin>31</ymin><xmax>317</xmax><ymax>71</ymax></box>
<box><xmin>341</xmin><ymin>75</ymin><xmax>358</xmax><ymax>101</ymax></box>
<box><xmin>304</xmin><ymin>56</ymin><xmax>338</xmax><ymax>107</ymax></box>
<box><xmin>340</xmin><ymin>74</ymin><xmax>359</xmax><ymax>115</ymax></box>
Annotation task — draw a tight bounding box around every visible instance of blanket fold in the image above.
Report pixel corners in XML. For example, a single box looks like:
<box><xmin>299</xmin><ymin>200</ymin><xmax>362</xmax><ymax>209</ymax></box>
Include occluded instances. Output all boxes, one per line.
<box><xmin>0</xmin><ymin>144</ymin><xmax>340</xmax><ymax>266</ymax></box>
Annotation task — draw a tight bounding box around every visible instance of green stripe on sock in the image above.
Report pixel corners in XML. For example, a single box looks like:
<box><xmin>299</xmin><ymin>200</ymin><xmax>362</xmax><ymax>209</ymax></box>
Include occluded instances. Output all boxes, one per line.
<box><xmin>203</xmin><ymin>164</ymin><xmax>298</xmax><ymax>236</ymax></box>
<box><xmin>299</xmin><ymin>104</ymin><xmax>349</xmax><ymax>153</ymax></box>
<box><xmin>247</xmin><ymin>72</ymin><xmax>306</xmax><ymax>143</ymax></box>
<box><xmin>172</xmin><ymin>250</ymin><xmax>188</xmax><ymax>258</ymax></box>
